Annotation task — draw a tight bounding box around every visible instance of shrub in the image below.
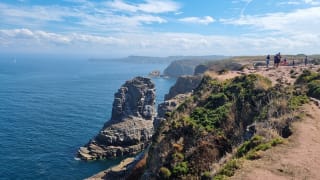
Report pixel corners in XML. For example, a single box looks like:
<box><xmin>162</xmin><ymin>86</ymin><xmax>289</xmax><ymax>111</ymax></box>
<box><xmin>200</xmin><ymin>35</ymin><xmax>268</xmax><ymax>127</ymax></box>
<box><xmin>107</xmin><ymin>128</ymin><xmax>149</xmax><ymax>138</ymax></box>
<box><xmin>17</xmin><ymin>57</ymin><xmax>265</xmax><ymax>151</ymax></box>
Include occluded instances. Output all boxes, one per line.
<box><xmin>190</xmin><ymin>103</ymin><xmax>231</xmax><ymax>131</ymax></box>
<box><xmin>255</xmin><ymin>143</ymin><xmax>271</xmax><ymax>151</ymax></box>
<box><xmin>172</xmin><ymin>152</ymin><xmax>184</xmax><ymax>161</ymax></box>
<box><xmin>307</xmin><ymin>80</ymin><xmax>320</xmax><ymax>99</ymax></box>
<box><xmin>213</xmin><ymin>174</ymin><xmax>228</xmax><ymax>180</ymax></box>
<box><xmin>173</xmin><ymin>161</ymin><xmax>189</xmax><ymax>175</ymax></box>
<box><xmin>270</xmin><ymin>138</ymin><xmax>284</xmax><ymax>146</ymax></box>
<box><xmin>217</xmin><ymin>159</ymin><xmax>241</xmax><ymax>177</ymax></box>
<box><xmin>201</xmin><ymin>171</ymin><xmax>212</xmax><ymax>179</ymax></box>
<box><xmin>296</xmin><ymin>70</ymin><xmax>320</xmax><ymax>84</ymax></box>
<box><xmin>159</xmin><ymin>167</ymin><xmax>171</xmax><ymax>179</ymax></box>
<box><xmin>245</xmin><ymin>151</ymin><xmax>262</xmax><ymax>160</ymax></box>
<box><xmin>236</xmin><ymin>135</ymin><xmax>264</xmax><ymax>158</ymax></box>
<box><xmin>205</xmin><ymin>93</ymin><xmax>228</xmax><ymax>109</ymax></box>
<box><xmin>288</xmin><ymin>95</ymin><xmax>309</xmax><ymax>109</ymax></box>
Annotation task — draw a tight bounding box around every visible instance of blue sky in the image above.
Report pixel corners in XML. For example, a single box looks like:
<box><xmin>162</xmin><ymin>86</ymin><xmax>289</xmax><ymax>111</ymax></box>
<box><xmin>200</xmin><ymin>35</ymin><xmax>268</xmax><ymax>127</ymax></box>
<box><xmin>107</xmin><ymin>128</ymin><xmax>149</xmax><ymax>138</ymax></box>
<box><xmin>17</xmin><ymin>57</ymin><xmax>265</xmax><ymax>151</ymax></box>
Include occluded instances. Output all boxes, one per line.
<box><xmin>1</xmin><ymin>0</ymin><xmax>320</xmax><ymax>57</ymax></box>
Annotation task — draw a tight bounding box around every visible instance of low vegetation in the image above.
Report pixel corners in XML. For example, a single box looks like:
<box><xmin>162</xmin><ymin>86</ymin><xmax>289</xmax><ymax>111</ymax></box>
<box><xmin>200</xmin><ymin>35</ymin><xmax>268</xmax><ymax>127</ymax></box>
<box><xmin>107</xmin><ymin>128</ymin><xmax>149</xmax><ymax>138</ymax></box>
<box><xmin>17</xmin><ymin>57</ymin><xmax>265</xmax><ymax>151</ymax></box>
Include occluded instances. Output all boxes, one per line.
<box><xmin>145</xmin><ymin>69</ymin><xmax>315</xmax><ymax>179</ymax></box>
<box><xmin>296</xmin><ymin>70</ymin><xmax>320</xmax><ymax>99</ymax></box>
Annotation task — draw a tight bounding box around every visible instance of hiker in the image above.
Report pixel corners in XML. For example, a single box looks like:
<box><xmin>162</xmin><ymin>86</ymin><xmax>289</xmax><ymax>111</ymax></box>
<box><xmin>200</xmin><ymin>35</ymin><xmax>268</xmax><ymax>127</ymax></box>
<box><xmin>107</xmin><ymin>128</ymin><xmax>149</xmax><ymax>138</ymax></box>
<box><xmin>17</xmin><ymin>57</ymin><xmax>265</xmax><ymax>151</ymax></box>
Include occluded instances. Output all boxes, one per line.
<box><xmin>284</xmin><ymin>58</ymin><xmax>287</xmax><ymax>65</ymax></box>
<box><xmin>266</xmin><ymin>54</ymin><xmax>270</xmax><ymax>68</ymax></box>
<box><xmin>274</xmin><ymin>54</ymin><xmax>278</xmax><ymax>68</ymax></box>
<box><xmin>274</xmin><ymin>53</ymin><xmax>281</xmax><ymax>68</ymax></box>
<box><xmin>304</xmin><ymin>56</ymin><xmax>308</xmax><ymax>66</ymax></box>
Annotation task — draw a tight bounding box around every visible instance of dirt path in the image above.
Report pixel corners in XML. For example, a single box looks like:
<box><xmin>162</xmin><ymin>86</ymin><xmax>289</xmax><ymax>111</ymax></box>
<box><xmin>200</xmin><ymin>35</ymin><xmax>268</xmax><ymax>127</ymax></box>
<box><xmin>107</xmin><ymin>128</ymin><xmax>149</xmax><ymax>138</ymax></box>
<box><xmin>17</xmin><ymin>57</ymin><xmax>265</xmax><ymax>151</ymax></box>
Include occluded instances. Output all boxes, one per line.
<box><xmin>231</xmin><ymin>102</ymin><xmax>320</xmax><ymax>180</ymax></box>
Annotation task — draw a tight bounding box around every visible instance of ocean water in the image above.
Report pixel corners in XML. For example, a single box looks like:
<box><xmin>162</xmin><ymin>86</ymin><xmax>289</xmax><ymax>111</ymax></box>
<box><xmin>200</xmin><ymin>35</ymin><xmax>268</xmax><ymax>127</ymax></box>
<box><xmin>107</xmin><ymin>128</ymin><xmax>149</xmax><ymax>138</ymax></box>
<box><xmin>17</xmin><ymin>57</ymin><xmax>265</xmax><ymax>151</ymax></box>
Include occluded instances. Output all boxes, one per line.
<box><xmin>0</xmin><ymin>57</ymin><xmax>175</xmax><ymax>180</ymax></box>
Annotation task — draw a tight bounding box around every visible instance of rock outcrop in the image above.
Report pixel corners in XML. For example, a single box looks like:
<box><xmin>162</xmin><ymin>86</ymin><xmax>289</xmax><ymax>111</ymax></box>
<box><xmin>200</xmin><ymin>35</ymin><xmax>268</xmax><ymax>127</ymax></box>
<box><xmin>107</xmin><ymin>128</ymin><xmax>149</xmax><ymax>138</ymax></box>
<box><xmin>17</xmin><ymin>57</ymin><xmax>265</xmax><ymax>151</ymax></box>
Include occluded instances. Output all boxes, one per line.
<box><xmin>78</xmin><ymin>77</ymin><xmax>156</xmax><ymax>160</ymax></box>
<box><xmin>162</xmin><ymin>56</ymin><xmax>228</xmax><ymax>77</ymax></box>
<box><xmin>163</xmin><ymin>60</ymin><xmax>200</xmax><ymax>77</ymax></box>
<box><xmin>154</xmin><ymin>94</ymin><xmax>191</xmax><ymax>129</ymax></box>
<box><xmin>164</xmin><ymin>75</ymin><xmax>202</xmax><ymax>100</ymax></box>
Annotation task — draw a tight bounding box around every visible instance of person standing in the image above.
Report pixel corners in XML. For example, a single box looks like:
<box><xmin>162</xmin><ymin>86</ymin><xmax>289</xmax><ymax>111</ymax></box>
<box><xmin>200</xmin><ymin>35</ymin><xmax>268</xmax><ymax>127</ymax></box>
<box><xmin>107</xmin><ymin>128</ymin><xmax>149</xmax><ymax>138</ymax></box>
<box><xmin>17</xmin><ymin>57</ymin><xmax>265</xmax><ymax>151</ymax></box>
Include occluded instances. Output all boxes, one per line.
<box><xmin>266</xmin><ymin>54</ymin><xmax>270</xmax><ymax>68</ymax></box>
<box><xmin>304</xmin><ymin>56</ymin><xmax>308</xmax><ymax>66</ymax></box>
<box><xmin>274</xmin><ymin>54</ymin><xmax>278</xmax><ymax>68</ymax></box>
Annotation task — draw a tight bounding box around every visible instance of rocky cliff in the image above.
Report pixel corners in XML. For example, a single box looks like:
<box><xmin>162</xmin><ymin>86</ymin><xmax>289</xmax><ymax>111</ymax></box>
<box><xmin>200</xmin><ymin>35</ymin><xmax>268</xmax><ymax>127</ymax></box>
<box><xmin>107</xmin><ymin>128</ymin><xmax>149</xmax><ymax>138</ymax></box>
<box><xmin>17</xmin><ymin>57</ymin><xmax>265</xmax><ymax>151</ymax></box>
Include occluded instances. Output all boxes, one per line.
<box><xmin>162</xmin><ymin>56</ymin><xmax>228</xmax><ymax>77</ymax></box>
<box><xmin>78</xmin><ymin>77</ymin><xmax>156</xmax><ymax>160</ymax></box>
<box><xmin>164</xmin><ymin>75</ymin><xmax>202</xmax><ymax>100</ymax></box>
<box><xmin>142</xmin><ymin>71</ymin><xmax>309</xmax><ymax>179</ymax></box>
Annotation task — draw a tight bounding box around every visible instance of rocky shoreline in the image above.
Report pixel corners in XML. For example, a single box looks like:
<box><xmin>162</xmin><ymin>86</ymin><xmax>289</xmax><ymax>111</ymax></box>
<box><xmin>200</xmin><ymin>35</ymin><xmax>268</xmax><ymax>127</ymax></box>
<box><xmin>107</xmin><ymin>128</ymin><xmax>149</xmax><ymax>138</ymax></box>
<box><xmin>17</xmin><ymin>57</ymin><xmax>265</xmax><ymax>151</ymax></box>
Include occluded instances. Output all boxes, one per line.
<box><xmin>81</xmin><ymin>74</ymin><xmax>195</xmax><ymax>179</ymax></box>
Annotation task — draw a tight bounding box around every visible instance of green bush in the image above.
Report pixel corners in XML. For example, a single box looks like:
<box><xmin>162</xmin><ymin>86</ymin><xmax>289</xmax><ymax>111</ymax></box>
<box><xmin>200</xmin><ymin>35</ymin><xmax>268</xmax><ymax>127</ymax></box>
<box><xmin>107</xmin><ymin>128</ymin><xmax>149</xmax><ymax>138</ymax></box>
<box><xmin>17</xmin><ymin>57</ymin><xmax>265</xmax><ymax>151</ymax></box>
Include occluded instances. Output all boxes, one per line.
<box><xmin>296</xmin><ymin>70</ymin><xmax>320</xmax><ymax>84</ymax></box>
<box><xmin>201</xmin><ymin>171</ymin><xmax>212</xmax><ymax>179</ymax></box>
<box><xmin>159</xmin><ymin>167</ymin><xmax>171</xmax><ymax>179</ymax></box>
<box><xmin>205</xmin><ymin>93</ymin><xmax>228</xmax><ymax>109</ymax></box>
<box><xmin>254</xmin><ymin>143</ymin><xmax>271</xmax><ymax>151</ymax></box>
<box><xmin>213</xmin><ymin>174</ymin><xmax>228</xmax><ymax>180</ymax></box>
<box><xmin>270</xmin><ymin>138</ymin><xmax>284</xmax><ymax>146</ymax></box>
<box><xmin>236</xmin><ymin>135</ymin><xmax>264</xmax><ymax>158</ymax></box>
<box><xmin>190</xmin><ymin>103</ymin><xmax>231</xmax><ymax>131</ymax></box>
<box><xmin>217</xmin><ymin>159</ymin><xmax>241</xmax><ymax>177</ymax></box>
<box><xmin>308</xmin><ymin>80</ymin><xmax>320</xmax><ymax>99</ymax></box>
<box><xmin>173</xmin><ymin>161</ymin><xmax>189</xmax><ymax>175</ymax></box>
<box><xmin>172</xmin><ymin>152</ymin><xmax>184</xmax><ymax>161</ymax></box>
<box><xmin>245</xmin><ymin>151</ymin><xmax>262</xmax><ymax>160</ymax></box>
<box><xmin>288</xmin><ymin>95</ymin><xmax>309</xmax><ymax>109</ymax></box>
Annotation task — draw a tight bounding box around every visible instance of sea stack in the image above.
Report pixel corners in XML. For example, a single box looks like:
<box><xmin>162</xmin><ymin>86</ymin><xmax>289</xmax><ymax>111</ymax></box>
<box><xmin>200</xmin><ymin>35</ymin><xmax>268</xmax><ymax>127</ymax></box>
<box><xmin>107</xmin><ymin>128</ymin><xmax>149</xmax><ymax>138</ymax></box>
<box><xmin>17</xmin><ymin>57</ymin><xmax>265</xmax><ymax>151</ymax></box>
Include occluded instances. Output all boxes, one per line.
<box><xmin>78</xmin><ymin>77</ymin><xmax>156</xmax><ymax>160</ymax></box>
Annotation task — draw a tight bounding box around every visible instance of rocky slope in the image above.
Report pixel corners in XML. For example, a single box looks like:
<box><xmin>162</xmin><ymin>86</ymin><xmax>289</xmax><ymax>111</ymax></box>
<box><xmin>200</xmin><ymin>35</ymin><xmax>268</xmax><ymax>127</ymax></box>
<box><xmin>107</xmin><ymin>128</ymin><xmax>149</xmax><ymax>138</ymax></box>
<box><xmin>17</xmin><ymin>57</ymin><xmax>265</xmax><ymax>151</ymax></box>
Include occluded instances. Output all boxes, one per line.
<box><xmin>141</xmin><ymin>65</ymin><xmax>320</xmax><ymax>179</ymax></box>
<box><xmin>78</xmin><ymin>77</ymin><xmax>156</xmax><ymax>160</ymax></box>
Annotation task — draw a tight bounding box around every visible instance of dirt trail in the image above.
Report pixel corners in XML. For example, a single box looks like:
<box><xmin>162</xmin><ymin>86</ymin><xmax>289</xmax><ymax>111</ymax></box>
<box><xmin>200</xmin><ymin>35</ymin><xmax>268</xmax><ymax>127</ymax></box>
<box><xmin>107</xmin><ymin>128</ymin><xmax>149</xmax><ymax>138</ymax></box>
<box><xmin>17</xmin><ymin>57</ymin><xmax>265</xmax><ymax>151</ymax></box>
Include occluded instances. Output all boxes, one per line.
<box><xmin>231</xmin><ymin>102</ymin><xmax>320</xmax><ymax>180</ymax></box>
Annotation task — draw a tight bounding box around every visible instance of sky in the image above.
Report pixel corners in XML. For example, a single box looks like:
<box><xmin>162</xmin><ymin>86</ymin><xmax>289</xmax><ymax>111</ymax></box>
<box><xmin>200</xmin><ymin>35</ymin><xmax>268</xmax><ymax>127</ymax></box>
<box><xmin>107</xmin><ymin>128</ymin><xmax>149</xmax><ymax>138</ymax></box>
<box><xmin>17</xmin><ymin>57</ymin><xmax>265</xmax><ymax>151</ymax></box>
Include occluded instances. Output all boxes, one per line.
<box><xmin>1</xmin><ymin>0</ymin><xmax>320</xmax><ymax>57</ymax></box>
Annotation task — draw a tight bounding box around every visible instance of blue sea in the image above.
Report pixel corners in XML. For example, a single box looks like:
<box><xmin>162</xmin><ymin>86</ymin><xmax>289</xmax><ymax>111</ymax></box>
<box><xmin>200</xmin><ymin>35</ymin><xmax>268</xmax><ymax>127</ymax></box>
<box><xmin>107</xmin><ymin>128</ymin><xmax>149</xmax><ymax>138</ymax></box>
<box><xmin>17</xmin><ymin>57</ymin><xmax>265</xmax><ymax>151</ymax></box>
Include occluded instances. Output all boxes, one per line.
<box><xmin>0</xmin><ymin>57</ymin><xmax>175</xmax><ymax>180</ymax></box>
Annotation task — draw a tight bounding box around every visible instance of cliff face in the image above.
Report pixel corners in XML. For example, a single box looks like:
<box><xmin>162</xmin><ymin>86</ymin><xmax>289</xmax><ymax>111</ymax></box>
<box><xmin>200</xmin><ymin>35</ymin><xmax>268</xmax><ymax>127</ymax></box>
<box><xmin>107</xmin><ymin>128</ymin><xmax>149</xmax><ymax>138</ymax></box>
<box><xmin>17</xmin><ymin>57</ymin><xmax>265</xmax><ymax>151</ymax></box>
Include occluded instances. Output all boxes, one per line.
<box><xmin>162</xmin><ymin>56</ymin><xmax>228</xmax><ymax>77</ymax></box>
<box><xmin>78</xmin><ymin>77</ymin><xmax>156</xmax><ymax>160</ymax></box>
<box><xmin>163</xmin><ymin>60</ymin><xmax>200</xmax><ymax>77</ymax></box>
<box><xmin>164</xmin><ymin>75</ymin><xmax>202</xmax><ymax>100</ymax></box>
<box><xmin>143</xmin><ymin>73</ymin><xmax>301</xmax><ymax>179</ymax></box>
<box><xmin>111</xmin><ymin>77</ymin><xmax>156</xmax><ymax>121</ymax></box>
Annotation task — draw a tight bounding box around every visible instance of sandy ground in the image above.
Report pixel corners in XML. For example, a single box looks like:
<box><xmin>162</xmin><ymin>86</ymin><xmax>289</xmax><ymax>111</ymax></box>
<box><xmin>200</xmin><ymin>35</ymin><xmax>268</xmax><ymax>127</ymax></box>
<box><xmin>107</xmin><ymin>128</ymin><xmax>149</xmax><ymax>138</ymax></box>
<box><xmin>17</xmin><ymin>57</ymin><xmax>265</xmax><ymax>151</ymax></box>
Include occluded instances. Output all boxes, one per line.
<box><xmin>231</xmin><ymin>101</ymin><xmax>320</xmax><ymax>180</ymax></box>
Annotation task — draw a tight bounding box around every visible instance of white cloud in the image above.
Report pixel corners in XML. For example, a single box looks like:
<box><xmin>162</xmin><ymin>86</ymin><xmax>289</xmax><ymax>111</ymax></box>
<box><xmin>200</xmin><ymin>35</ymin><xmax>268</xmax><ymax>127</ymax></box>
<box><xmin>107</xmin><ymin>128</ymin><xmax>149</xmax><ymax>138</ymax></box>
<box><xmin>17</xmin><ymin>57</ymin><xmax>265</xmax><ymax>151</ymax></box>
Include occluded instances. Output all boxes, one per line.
<box><xmin>179</xmin><ymin>16</ymin><xmax>215</xmax><ymax>25</ymax></box>
<box><xmin>107</xmin><ymin>0</ymin><xmax>180</xmax><ymax>14</ymax></box>
<box><xmin>1</xmin><ymin>28</ymin><xmax>319</xmax><ymax>56</ymax></box>
<box><xmin>304</xmin><ymin>0</ymin><xmax>320</xmax><ymax>5</ymax></box>
<box><xmin>0</xmin><ymin>2</ymin><xmax>170</xmax><ymax>34</ymax></box>
<box><xmin>222</xmin><ymin>7</ymin><xmax>320</xmax><ymax>36</ymax></box>
<box><xmin>278</xmin><ymin>1</ymin><xmax>301</xmax><ymax>5</ymax></box>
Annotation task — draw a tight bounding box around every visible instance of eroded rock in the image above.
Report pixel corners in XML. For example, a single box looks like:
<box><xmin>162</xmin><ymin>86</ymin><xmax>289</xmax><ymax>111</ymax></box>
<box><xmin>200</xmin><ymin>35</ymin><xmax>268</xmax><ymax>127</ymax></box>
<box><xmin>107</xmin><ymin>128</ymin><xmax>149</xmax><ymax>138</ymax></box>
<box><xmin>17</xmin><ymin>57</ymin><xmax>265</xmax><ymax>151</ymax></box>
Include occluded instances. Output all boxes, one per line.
<box><xmin>78</xmin><ymin>77</ymin><xmax>156</xmax><ymax>160</ymax></box>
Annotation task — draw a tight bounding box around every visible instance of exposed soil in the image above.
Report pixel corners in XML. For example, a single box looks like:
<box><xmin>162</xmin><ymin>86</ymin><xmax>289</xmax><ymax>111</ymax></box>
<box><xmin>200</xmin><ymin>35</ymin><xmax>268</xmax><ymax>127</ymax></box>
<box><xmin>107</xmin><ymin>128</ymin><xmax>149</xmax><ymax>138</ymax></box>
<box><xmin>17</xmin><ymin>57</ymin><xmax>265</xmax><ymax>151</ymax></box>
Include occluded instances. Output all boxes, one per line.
<box><xmin>231</xmin><ymin>102</ymin><xmax>320</xmax><ymax>180</ymax></box>
<box><xmin>207</xmin><ymin>64</ymin><xmax>319</xmax><ymax>87</ymax></box>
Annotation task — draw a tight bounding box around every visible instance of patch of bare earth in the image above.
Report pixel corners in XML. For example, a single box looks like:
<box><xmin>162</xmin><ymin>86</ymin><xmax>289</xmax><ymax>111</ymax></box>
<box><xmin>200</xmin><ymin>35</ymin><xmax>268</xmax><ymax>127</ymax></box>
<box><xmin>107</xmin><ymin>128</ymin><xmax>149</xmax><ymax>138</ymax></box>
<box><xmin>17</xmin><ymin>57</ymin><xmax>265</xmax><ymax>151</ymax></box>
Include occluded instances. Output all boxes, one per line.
<box><xmin>206</xmin><ymin>64</ymin><xmax>320</xmax><ymax>86</ymax></box>
<box><xmin>231</xmin><ymin>102</ymin><xmax>320</xmax><ymax>180</ymax></box>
